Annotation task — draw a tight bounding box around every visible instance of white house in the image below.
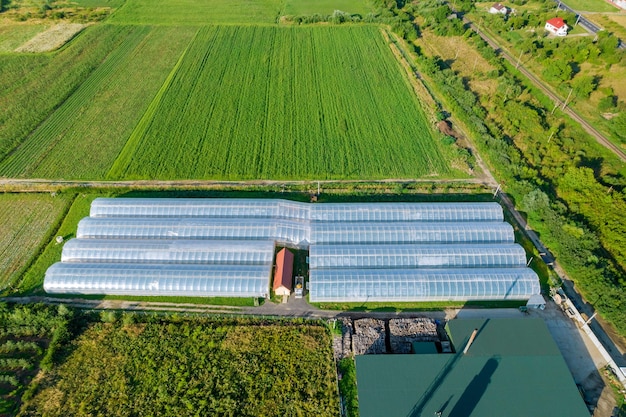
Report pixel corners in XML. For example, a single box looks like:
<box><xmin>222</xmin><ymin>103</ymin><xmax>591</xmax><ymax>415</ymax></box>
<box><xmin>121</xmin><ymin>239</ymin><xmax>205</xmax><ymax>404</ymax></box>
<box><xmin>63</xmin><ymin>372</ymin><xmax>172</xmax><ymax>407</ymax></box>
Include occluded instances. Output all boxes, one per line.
<box><xmin>489</xmin><ymin>3</ymin><xmax>508</xmax><ymax>14</ymax></box>
<box><xmin>611</xmin><ymin>0</ymin><xmax>626</xmax><ymax>9</ymax></box>
<box><xmin>545</xmin><ymin>17</ymin><xmax>568</xmax><ymax>36</ymax></box>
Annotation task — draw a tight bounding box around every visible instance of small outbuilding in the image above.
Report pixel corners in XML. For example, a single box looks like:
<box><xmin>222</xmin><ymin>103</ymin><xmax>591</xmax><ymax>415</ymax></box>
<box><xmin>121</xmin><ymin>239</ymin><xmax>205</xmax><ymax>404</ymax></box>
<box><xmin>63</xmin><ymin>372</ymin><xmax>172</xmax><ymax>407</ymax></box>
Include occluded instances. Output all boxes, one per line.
<box><xmin>489</xmin><ymin>2</ymin><xmax>508</xmax><ymax>14</ymax></box>
<box><xmin>273</xmin><ymin>248</ymin><xmax>294</xmax><ymax>296</ymax></box>
<box><xmin>545</xmin><ymin>17</ymin><xmax>568</xmax><ymax>36</ymax></box>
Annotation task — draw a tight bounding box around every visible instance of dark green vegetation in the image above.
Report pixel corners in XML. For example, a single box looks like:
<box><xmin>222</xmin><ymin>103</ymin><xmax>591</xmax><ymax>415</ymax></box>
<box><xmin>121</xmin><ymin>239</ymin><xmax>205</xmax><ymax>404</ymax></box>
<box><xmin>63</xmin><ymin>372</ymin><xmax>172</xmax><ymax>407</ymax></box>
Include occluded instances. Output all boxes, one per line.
<box><xmin>0</xmin><ymin>303</ymin><xmax>72</xmax><ymax>415</ymax></box>
<box><xmin>18</xmin><ymin>314</ymin><xmax>339</xmax><ymax>417</ymax></box>
<box><xmin>109</xmin><ymin>25</ymin><xmax>453</xmax><ymax>180</ymax></box>
<box><xmin>377</xmin><ymin>0</ymin><xmax>626</xmax><ymax>335</ymax></box>
<box><xmin>338</xmin><ymin>358</ymin><xmax>359</xmax><ymax>417</ymax></box>
<box><xmin>0</xmin><ymin>194</ymin><xmax>72</xmax><ymax>291</ymax></box>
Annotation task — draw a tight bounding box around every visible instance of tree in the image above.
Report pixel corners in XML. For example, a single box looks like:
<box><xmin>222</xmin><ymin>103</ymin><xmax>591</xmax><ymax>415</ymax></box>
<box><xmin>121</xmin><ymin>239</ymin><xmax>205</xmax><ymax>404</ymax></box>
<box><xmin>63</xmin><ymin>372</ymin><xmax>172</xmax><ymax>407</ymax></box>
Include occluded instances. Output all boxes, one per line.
<box><xmin>571</xmin><ymin>75</ymin><xmax>597</xmax><ymax>98</ymax></box>
<box><xmin>542</xmin><ymin>59</ymin><xmax>573</xmax><ymax>82</ymax></box>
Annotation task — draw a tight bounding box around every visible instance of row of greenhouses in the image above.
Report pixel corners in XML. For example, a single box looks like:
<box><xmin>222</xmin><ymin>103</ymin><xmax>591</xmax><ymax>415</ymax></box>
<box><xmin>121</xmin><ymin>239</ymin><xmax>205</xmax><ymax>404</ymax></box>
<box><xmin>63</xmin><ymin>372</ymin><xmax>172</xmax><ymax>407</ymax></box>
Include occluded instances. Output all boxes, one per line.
<box><xmin>44</xmin><ymin>198</ymin><xmax>540</xmax><ymax>302</ymax></box>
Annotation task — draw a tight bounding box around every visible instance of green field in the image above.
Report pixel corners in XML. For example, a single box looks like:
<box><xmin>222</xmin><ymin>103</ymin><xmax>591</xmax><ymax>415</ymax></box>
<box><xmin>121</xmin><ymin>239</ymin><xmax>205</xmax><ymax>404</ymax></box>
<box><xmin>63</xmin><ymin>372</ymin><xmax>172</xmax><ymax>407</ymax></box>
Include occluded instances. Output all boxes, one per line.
<box><xmin>0</xmin><ymin>26</ymin><xmax>196</xmax><ymax>179</ymax></box>
<box><xmin>20</xmin><ymin>316</ymin><xmax>339</xmax><ymax>416</ymax></box>
<box><xmin>0</xmin><ymin>194</ymin><xmax>71</xmax><ymax>290</ymax></box>
<box><xmin>0</xmin><ymin>25</ymin><xmax>136</xmax><ymax>163</ymax></box>
<box><xmin>70</xmin><ymin>0</ymin><xmax>126</xmax><ymax>6</ymax></box>
<box><xmin>108</xmin><ymin>0</ymin><xmax>283</xmax><ymax>25</ymax></box>
<box><xmin>559</xmin><ymin>0</ymin><xmax>618</xmax><ymax>12</ymax></box>
<box><xmin>0</xmin><ymin>23</ymin><xmax>49</xmax><ymax>52</ymax></box>
<box><xmin>110</xmin><ymin>25</ymin><xmax>451</xmax><ymax>180</ymax></box>
<box><xmin>283</xmin><ymin>0</ymin><xmax>371</xmax><ymax>16</ymax></box>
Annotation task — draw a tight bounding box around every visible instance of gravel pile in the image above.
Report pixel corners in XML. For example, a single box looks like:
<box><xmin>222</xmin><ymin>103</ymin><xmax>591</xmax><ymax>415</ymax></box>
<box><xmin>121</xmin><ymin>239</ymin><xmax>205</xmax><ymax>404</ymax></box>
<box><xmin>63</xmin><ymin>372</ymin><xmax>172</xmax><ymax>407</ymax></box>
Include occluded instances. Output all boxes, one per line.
<box><xmin>389</xmin><ymin>318</ymin><xmax>438</xmax><ymax>353</ymax></box>
<box><xmin>353</xmin><ymin>318</ymin><xmax>386</xmax><ymax>355</ymax></box>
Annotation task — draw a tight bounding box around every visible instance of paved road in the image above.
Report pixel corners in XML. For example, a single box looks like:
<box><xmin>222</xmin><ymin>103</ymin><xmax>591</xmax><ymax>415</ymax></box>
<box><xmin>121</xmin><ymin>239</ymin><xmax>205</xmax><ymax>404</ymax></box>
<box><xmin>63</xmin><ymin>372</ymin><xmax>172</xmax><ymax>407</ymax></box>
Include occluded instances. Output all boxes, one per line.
<box><xmin>463</xmin><ymin>18</ymin><xmax>626</xmax><ymax>162</ymax></box>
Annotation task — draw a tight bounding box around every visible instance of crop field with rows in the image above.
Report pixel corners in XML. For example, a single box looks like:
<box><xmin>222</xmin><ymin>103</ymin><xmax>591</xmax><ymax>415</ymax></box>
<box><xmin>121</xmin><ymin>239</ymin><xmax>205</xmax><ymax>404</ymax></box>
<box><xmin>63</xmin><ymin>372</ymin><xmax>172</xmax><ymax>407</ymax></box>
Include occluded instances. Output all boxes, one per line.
<box><xmin>110</xmin><ymin>25</ymin><xmax>451</xmax><ymax>180</ymax></box>
<box><xmin>0</xmin><ymin>26</ymin><xmax>196</xmax><ymax>179</ymax></box>
<box><xmin>0</xmin><ymin>25</ymin><xmax>135</xmax><ymax>164</ymax></box>
<box><xmin>0</xmin><ymin>194</ymin><xmax>71</xmax><ymax>291</ymax></box>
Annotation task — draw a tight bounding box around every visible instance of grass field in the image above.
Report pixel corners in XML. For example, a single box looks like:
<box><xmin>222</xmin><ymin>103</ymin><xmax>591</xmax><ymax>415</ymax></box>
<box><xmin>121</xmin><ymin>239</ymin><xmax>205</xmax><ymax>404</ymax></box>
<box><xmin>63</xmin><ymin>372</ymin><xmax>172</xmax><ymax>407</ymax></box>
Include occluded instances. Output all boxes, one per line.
<box><xmin>108</xmin><ymin>0</ymin><xmax>283</xmax><ymax>25</ymax></box>
<box><xmin>0</xmin><ymin>25</ymin><xmax>137</xmax><ymax>163</ymax></box>
<box><xmin>0</xmin><ymin>22</ymin><xmax>49</xmax><ymax>52</ymax></box>
<box><xmin>559</xmin><ymin>0</ymin><xmax>618</xmax><ymax>12</ymax></box>
<box><xmin>20</xmin><ymin>317</ymin><xmax>339</xmax><ymax>416</ymax></box>
<box><xmin>70</xmin><ymin>0</ymin><xmax>126</xmax><ymax>6</ymax></box>
<box><xmin>0</xmin><ymin>26</ymin><xmax>196</xmax><ymax>179</ymax></box>
<box><xmin>283</xmin><ymin>0</ymin><xmax>371</xmax><ymax>16</ymax></box>
<box><xmin>0</xmin><ymin>194</ymin><xmax>72</xmax><ymax>291</ymax></box>
<box><xmin>110</xmin><ymin>25</ymin><xmax>452</xmax><ymax>180</ymax></box>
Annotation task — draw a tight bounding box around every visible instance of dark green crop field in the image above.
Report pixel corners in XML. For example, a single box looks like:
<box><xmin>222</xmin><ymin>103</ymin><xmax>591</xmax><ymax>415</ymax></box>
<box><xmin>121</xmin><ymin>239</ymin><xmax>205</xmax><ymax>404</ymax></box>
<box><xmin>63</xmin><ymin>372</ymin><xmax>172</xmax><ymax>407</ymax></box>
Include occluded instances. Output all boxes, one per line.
<box><xmin>109</xmin><ymin>25</ymin><xmax>451</xmax><ymax>180</ymax></box>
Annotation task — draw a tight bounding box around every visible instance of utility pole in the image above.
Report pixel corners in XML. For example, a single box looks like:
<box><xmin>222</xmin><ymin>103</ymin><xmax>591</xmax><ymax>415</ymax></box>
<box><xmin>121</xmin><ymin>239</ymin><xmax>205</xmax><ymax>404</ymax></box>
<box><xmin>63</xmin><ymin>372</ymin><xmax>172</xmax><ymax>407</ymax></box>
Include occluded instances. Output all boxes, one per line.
<box><xmin>472</xmin><ymin>56</ymin><xmax>479</xmax><ymax>72</ymax></box>
<box><xmin>515</xmin><ymin>50</ymin><xmax>523</xmax><ymax>69</ymax></box>
<box><xmin>556</xmin><ymin>1</ymin><xmax>561</xmax><ymax>12</ymax></box>
<box><xmin>575</xmin><ymin>14</ymin><xmax>581</xmax><ymax>26</ymax></box>
<box><xmin>547</xmin><ymin>130</ymin><xmax>555</xmax><ymax>143</ymax></box>
<box><xmin>562</xmin><ymin>87</ymin><xmax>573</xmax><ymax>110</ymax></box>
<box><xmin>493</xmin><ymin>184</ymin><xmax>501</xmax><ymax>198</ymax></box>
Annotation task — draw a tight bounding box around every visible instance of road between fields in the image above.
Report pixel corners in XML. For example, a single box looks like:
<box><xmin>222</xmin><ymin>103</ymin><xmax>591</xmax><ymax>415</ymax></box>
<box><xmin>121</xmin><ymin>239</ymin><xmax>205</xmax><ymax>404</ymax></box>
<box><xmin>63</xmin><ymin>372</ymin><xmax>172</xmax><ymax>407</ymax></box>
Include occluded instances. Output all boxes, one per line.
<box><xmin>457</xmin><ymin>12</ymin><xmax>626</xmax><ymax>162</ymax></box>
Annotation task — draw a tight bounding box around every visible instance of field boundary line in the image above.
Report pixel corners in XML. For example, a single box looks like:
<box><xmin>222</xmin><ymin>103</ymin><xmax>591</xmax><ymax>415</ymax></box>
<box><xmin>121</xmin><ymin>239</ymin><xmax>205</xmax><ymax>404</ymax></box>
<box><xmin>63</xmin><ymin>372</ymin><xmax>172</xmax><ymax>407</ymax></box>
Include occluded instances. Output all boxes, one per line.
<box><xmin>107</xmin><ymin>28</ymin><xmax>200</xmax><ymax>179</ymax></box>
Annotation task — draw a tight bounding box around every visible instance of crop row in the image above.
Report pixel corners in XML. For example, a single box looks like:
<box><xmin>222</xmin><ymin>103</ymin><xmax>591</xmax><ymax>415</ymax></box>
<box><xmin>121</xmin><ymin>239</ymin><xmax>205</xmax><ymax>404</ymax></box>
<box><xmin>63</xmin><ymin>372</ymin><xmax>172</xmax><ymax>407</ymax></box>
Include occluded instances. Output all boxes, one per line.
<box><xmin>110</xmin><ymin>25</ymin><xmax>450</xmax><ymax>180</ymax></box>
<box><xmin>0</xmin><ymin>26</ymin><xmax>197</xmax><ymax>179</ymax></box>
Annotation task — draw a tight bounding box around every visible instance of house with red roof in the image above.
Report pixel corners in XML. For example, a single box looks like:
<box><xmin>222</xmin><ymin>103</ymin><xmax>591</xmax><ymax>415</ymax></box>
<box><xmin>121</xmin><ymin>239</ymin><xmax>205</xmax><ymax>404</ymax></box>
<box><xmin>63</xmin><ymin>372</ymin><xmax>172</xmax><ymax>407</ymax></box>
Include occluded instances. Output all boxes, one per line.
<box><xmin>545</xmin><ymin>17</ymin><xmax>568</xmax><ymax>36</ymax></box>
<box><xmin>273</xmin><ymin>248</ymin><xmax>294</xmax><ymax>297</ymax></box>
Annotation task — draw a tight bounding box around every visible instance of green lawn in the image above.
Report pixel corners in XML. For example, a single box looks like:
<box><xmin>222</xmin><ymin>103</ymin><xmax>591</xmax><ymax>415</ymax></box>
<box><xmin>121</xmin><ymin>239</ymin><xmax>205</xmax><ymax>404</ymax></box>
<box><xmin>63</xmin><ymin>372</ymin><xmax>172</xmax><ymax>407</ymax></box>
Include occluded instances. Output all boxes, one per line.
<box><xmin>283</xmin><ymin>0</ymin><xmax>371</xmax><ymax>16</ymax></box>
<box><xmin>0</xmin><ymin>25</ymin><xmax>197</xmax><ymax>179</ymax></box>
<box><xmin>108</xmin><ymin>0</ymin><xmax>283</xmax><ymax>24</ymax></box>
<box><xmin>0</xmin><ymin>194</ymin><xmax>72</xmax><ymax>291</ymax></box>
<box><xmin>110</xmin><ymin>25</ymin><xmax>452</xmax><ymax>180</ymax></box>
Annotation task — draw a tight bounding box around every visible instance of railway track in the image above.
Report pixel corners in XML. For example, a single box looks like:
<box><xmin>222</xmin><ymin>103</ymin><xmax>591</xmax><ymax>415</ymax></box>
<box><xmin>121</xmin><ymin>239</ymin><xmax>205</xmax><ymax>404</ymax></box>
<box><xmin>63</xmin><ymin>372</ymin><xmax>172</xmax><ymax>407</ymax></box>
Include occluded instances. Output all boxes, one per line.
<box><xmin>466</xmin><ymin>19</ymin><xmax>626</xmax><ymax>162</ymax></box>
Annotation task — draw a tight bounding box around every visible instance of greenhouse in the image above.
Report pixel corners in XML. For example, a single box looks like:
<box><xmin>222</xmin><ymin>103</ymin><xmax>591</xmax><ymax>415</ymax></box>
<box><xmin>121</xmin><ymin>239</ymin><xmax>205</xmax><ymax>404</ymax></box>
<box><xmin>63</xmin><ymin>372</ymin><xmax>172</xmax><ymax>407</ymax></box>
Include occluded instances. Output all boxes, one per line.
<box><xmin>44</xmin><ymin>263</ymin><xmax>271</xmax><ymax>297</ymax></box>
<box><xmin>308</xmin><ymin>268</ymin><xmax>540</xmax><ymax>302</ymax></box>
<box><xmin>61</xmin><ymin>239</ymin><xmax>274</xmax><ymax>265</ymax></box>
<box><xmin>44</xmin><ymin>198</ymin><xmax>541</xmax><ymax>302</ymax></box>
<box><xmin>308</xmin><ymin>244</ymin><xmax>527</xmax><ymax>269</ymax></box>
<box><xmin>310</xmin><ymin>222</ymin><xmax>514</xmax><ymax>245</ymax></box>
<box><xmin>89</xmin><ymin>198</ymin><xmax>504</xmax><ymax>223</ymax></box>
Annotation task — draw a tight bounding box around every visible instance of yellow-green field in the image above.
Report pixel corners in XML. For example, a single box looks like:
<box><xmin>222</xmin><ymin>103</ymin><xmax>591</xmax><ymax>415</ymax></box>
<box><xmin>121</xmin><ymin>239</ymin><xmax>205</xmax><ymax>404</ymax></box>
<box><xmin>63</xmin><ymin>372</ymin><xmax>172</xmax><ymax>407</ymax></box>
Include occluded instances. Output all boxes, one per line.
<box><xmin>0</xmin><ymin>193</ymin><xmax>72</xmax><ymax>290</ymax></box>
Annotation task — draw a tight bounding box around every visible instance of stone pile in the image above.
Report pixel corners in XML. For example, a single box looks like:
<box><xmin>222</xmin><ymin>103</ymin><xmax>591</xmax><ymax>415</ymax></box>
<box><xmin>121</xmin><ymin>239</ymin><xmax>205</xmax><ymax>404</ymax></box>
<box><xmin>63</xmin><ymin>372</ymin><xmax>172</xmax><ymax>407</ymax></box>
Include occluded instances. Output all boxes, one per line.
<box><xmin>389</xmin><ymin>318</ymin><xmax>438</xmax><ymax>353</ymax></box>
<box><xmin>353</xmin><ymin>318</ymin><xmax>386</xmax><ymax>355</ymax></box>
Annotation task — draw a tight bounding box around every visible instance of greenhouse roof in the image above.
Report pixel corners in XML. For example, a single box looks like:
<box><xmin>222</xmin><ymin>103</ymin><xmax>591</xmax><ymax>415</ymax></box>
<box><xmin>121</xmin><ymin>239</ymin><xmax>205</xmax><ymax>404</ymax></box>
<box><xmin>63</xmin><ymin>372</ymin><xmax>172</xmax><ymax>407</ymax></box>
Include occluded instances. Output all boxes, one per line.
<box><xmin>90</xmin><ymin>198</ymin><xmax>504</xmax><ymax>222</ymax></box>
<box><xmin>356</xmin><ymin>318</ymin><xmax>590</xmax><ymax>417</ymax></box>
<box><xmin>308</xmin><ymin>268</ymin><xmax>539</xmax><ymax>302</ymax></box>
<box><xmin>44</xmin><ymin>263</ymin><xmax>271</xmax><ymax>297</ymax></box>
<box><xmin>309</xmin><ymin>244</ymin><xmax>526</xmax><ymax>269</ymax></box>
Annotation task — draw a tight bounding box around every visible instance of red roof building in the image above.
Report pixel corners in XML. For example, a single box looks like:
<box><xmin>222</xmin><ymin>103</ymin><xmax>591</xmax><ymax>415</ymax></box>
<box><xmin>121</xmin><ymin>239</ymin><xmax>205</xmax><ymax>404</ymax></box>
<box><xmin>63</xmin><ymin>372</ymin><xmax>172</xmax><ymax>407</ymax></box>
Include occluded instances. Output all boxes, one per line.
<box><xmin>273</xmin><ymin>248</ymin><xmax>294</xmax><ymax>296</ymax></box>
<box><xmin>545</xmin><ymin>17</ymin><xmax>568</xmax><ymax>36</ymax></box>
